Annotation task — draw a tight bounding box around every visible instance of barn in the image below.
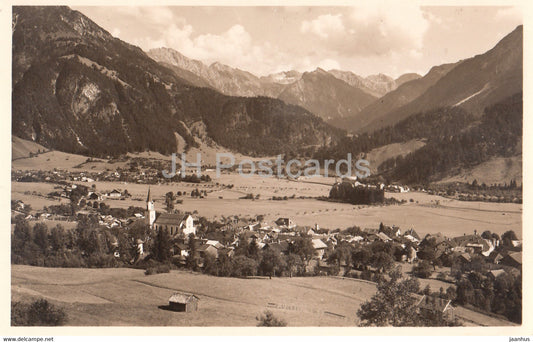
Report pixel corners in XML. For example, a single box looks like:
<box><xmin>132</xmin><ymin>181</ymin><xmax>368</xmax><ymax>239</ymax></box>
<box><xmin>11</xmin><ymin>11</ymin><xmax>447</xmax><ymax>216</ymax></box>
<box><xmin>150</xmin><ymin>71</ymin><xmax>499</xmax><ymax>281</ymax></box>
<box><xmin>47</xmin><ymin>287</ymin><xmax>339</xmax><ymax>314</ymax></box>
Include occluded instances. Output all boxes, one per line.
<box><xmin>168</xmin><ymin>292</ymin><xmax>199</xmax><ymax>312</ymax></box>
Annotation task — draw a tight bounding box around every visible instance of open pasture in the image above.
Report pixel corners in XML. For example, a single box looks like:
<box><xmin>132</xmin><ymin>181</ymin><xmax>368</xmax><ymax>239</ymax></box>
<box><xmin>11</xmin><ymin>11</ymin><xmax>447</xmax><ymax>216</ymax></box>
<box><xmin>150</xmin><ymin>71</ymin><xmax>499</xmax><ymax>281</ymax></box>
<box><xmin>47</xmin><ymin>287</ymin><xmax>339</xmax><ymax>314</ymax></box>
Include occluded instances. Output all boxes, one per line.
<box><xmin>11</xmin><ymin>265</ymin><xmax>515</xmax><ymax>327</ymax></box>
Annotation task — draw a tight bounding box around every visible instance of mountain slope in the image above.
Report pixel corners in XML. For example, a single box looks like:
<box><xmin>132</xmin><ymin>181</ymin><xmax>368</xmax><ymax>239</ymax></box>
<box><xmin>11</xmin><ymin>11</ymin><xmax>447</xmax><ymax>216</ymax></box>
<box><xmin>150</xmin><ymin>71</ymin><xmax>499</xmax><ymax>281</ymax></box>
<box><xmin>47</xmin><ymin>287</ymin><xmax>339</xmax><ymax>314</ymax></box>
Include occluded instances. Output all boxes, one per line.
<box><xmin>351</xmin><ymin>25</ymin><xmax>523</xmax><ymax>133</ymax></box>
<box><xmin>328</xmin><ymin>70</ymin><xmax>421</xmax><ymax>98</ymax></box>
<box><xmin>340</xmin><ymin>62</ymin><xmax>459</xmax><ymax>133</ymax></box>
<box><xmin>386</xmin><ymin>25</ymin><xmax>523</xmax><ymax>127</ymax></box>
<box><xmin>148</xmin><ymin>47</ymin><xmax>284</xmax><ymax>97</ymax></box>
<box><xmin>277</xmin><ymin>68</ymin><xmax>377</xmax><ymax>122</ymax></box>
<box><xmin>12</xmin><ymin>6</ymin><xmax>341</xmax><ymax>157</ymax></box>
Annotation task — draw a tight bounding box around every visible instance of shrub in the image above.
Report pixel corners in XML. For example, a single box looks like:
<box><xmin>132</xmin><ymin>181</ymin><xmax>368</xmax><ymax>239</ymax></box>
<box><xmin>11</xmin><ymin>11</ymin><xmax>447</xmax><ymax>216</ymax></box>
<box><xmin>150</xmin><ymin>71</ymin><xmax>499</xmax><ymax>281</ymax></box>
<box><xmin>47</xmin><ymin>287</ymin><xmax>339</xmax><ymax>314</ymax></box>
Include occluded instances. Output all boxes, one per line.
<box><xmin>256</xmin><ymin>310</ymin><xmax>287</xmax><ymax>327</ymax></box>
<box><xmin>145</xmin><ymin>264</ymin><xmax>171</xmax><ymax>275</ymax></box>
<box><xmin>11</xmin><ymin>299</ymin><xmax>67</xmax><ymax>326</ymax></box>
<box><xmin>360</xmin><ymin>269</ymin><xmax>373</xmax><ymax>281</ymax></box>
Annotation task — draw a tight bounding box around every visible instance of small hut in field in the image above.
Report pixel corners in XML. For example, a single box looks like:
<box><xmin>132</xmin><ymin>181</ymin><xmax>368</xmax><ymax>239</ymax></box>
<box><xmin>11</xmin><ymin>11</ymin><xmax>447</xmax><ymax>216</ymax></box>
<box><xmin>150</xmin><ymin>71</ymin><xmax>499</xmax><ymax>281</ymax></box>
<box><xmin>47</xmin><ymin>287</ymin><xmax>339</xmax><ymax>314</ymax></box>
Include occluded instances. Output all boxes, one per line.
<box><xmin>168</xmin><ymin>292</ymin><xmax>199</xmax><ymax>312</ymax></box>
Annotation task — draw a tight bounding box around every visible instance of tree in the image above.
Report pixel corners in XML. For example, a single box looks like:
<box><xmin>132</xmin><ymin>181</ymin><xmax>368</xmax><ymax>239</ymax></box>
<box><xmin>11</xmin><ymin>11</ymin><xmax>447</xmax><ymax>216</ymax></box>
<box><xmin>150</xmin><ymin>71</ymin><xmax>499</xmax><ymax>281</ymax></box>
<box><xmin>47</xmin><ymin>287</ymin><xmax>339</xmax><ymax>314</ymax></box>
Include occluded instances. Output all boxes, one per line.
<box><xmin>481</xmin><ymin>230</ymin><xmax>493</xmax><ymax>240</ymax></box>
<box><xmin>371</xmin><ymin>252</ymin><xmax>394</xmax><ymax>273</ymax></box>
<box><xmin>284</xmin><ymin>253</ymin><xmax>304</xmax><ymax>277</ymax></box>
<box><xmin>256</xmin><ymin>310</ymin><xmax>287</xmax><ymax>327</ymax></box>
<box><xmin>455</xmin><ymin>279</ymin><xmax>475</xmax><ymax>306</ymax></box>
<box><xmin>32</xmin><ymin>223</ymin><xmax>49</xmax><ymax>252</ymax></box>
<box><xmin>128</xmin><ymin>220</ymin><xmax>151</xmax><ymax>241</ymax></box>
<box><xmin>357</xmin><ymin>268</ymin><xmax>421</xmax><ymax>326</ymax></box>
<box><xmin>165</xmin><ymin>191</ymin><xmax>175</xmax><ymax>212</ymax></box>
<box><xmin>502</xmin><ymin>230</ymin><xmax>518</xmax><ymax>246</ymax></box>
<box><xmin>49</xmin><ymin>225</ymin><xmax>66</xmax><ymax>253</ymax></box>
<box><xmin>290</xmin><ymin>237</ymin><xmax>315</xmax><ymax>262</ymax></box>
<box><xmin>232</xmin><ymin>255</ymin><xmax>258</xmax><ymax>277</ymax></box>
<box><xmin>259</xmin><ymin>249</ymin><xmax>283</xmax><ymax>278</ymax></box>
<box><xmin>352</xmin><ymin>247</ymin><xmax>372</xmax><ymax>270</ymax></box>
<box><xmin>413</xmin><ymin>260</ymin><xmax>433</xmax><ymax>279</ymax></box>
<box><xmin>153</xmin><ymin>227</ymin><xmax>171</xmax><ymax>262</ymax></box>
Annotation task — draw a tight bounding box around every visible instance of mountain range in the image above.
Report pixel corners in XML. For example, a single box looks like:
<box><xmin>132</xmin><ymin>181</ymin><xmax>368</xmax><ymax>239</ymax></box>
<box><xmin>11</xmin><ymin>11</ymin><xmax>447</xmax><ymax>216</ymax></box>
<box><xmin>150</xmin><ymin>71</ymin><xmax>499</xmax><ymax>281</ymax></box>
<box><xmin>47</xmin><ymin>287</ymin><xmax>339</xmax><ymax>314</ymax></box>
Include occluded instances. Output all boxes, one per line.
<box><xmin>11</xmin><ymin>6</ymin><xmax>523</xmax><ymax>184</ymax></box>
<box><xmin>12</xmin><ymin>6</ymin><xmax>341</xmax><ymax>157</ymax></box>
<box><xmin>147</xmin><ymin>48</ymin><xmax>422</xmax><ymax>122</ymax></box>
<box><xmin>149</xmin><ymin>24</ymin><xmax>521</xmax><ymax>134</ymax></box>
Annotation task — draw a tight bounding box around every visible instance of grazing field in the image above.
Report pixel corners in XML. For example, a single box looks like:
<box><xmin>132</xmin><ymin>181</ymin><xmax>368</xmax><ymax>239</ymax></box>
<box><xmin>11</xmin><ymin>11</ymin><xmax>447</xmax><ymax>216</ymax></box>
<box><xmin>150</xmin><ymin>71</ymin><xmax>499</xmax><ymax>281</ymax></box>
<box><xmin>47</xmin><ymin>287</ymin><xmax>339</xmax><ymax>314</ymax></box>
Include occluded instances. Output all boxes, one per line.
<box><xmin>11</xmin><ymin>265</ymin><xmax>515</xmax><ymax>327</ymax></box>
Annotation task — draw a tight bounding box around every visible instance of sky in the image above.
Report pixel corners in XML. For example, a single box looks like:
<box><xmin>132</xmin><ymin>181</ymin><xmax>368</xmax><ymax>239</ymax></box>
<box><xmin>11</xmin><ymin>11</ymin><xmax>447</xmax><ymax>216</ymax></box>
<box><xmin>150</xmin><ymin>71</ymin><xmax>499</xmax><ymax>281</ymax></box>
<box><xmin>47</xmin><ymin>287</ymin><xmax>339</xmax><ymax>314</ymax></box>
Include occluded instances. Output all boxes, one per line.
<box><xmin>73</xmin><ymin>5</ymin><xmax>522</xmax><ymax>78</ymax></box>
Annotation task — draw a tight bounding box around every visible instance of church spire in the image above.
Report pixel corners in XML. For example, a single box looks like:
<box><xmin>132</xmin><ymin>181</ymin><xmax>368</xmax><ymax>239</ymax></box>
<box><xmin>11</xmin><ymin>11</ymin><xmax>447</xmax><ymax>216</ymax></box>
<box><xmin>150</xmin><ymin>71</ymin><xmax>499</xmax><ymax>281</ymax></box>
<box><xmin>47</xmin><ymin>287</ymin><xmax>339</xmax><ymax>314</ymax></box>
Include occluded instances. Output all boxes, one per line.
<box><xmin>147</xmin><ymin>187</ymin><xmax>152</xmax><ymax>203</ymax></box>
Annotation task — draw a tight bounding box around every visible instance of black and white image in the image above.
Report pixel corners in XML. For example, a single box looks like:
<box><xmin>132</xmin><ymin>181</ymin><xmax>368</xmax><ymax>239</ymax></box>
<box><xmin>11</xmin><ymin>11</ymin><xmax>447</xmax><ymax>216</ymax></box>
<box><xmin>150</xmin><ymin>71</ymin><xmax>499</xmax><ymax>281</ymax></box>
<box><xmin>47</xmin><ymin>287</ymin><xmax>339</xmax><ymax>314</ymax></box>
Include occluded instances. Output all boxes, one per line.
<box><xmin>10</xmin><ymin>4</ymin><xmax>523</xmax><ymax>328</ymax></box>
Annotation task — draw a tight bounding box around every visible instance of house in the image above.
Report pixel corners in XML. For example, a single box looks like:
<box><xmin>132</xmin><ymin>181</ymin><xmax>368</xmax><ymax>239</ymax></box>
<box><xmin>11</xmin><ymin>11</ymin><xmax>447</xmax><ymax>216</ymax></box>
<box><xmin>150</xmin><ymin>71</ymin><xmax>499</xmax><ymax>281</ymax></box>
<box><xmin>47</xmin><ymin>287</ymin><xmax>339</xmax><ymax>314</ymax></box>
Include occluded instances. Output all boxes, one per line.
<box><xmin>487</xmin><ymin>269</ymin><xmax>506</xmax><ymax>280</ymax></box>
<box><xmin>404</xmin><ymin>228</ymin><xmax>420</xmax><ymax>241</ymax></box>
<box><xmin>407</xmin><ymin>246</ymin><xmax>417</xmax><ymax>263</ymax></box>
<box><xmin>263</xmin><ymin>241</ymin><xmax>290</xmax><ymax>255</ymax></box>
<box><xmin>391</xmin><ymin>226</ymin><xmax>402</xmax><ymax>237</ymax></box>
<box><xmin>136</xmin><ymin>239</ymin><xmax>144</xmax><ymax>256</ymax></box>
<box><xmin>197</xmin><ymin>244</ymin><xmax>218</xmax><ymax>259</ymax></box>
<box><xmin>172</xmin><ymin>243</ymin><xmax>189</xmax><ymax>257</ymax></box>
<box><xmin>452</xmin><ymin>234</ymin><xmax>492</xmax><ymax>254</ymax></box>
<box><xmin>180</xmin><ymin>214</ymin><xmax>198</xmax><ymax>236</ymax></box>
<box><xmin>487</xmin><ymin>251</ymin><xmax>504</xmax><ymax>265</ymax></box>
<box><xmin>312</xmin><ymin>239</ymin><xmax>328</xmax><ymax>259</ymax></box>
<box><xmin>377</xmin><ymin>232</ymin><xmax>392</xmax><ymax>242</ymax></box>
<box><xmin>206</xmin><ymin>240</ymin><xmax>224</xmax><ymax>249</ymax></box>
<box><xmin>416</xmin><ymin>295</ymin><xmax>455</xmax><ymax>321</ymax></box>
<box><xmin>501</xmin><ymin>252</ymin><xmax>522</xmax><ymax>268</ymax></box>
<box><xmin>87</xmin><ymin>192</ymin><xmax>103</xmax><ymax>201</ymax></box>
<box><xmin>457</xmin><ymin>253</ymin><xmax>472</xmax><ymax>264</ymax></box>
<box><xmin>275</xmin><ymin>217</ymin><xmax>296</xmax><ymax>229</ymax></box>
<box><xmin>168</xmin><ymin>292</ymin><xmax>199</xmax><ymax>312</ymax></box>
<box><xmin>107</xmin><ymin>189</ymin><xmax>122</xmax><ymax>198</ymax></box>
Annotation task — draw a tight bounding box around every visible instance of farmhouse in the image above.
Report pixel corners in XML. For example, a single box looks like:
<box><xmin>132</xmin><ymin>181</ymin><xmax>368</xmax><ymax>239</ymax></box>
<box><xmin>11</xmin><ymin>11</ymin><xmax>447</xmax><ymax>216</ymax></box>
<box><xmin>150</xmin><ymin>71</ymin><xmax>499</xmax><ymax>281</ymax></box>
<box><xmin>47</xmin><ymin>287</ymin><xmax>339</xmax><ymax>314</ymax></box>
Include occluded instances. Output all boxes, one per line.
<box><xmin>168</xmin><ymin>292</ymin><xmax>199</xmax><ymax>312</ymax></box>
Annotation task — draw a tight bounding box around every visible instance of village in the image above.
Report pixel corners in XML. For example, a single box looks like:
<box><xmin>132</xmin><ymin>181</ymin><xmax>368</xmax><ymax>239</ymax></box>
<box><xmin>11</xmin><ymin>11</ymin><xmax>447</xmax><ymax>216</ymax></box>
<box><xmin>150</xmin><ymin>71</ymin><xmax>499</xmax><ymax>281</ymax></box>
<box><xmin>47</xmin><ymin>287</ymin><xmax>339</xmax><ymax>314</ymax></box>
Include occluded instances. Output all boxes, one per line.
<box><xmin>11</xmin><ymin>170</ymin><xmax>523</xmax><ymax>325</ymax></box>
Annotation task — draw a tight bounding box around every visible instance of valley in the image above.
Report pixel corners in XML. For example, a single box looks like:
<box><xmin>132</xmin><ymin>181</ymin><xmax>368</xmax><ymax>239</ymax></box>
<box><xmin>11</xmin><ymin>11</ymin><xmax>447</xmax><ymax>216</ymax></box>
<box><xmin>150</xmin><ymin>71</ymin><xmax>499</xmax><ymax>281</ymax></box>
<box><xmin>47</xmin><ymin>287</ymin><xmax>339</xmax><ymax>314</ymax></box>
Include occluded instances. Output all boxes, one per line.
<box><xmin>9</xmin><ymin>5</ymin><xmax>523</xmax><ymax>330</ymax></box>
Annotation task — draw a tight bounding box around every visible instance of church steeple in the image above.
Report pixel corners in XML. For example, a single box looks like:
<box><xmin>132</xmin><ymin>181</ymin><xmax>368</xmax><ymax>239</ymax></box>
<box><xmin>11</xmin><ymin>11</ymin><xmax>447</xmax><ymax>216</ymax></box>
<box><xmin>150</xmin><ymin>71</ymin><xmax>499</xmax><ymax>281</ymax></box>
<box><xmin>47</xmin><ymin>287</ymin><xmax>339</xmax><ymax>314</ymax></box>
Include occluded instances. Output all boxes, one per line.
<box><xmin>146</xmin><ymin>187</ymin><xmax>152</xmax><ymax>203</ymax></box>
<box><xmin>146</xmin><ymin>187</ymin><xmax>156</xmax><ymax>228</ymax></box>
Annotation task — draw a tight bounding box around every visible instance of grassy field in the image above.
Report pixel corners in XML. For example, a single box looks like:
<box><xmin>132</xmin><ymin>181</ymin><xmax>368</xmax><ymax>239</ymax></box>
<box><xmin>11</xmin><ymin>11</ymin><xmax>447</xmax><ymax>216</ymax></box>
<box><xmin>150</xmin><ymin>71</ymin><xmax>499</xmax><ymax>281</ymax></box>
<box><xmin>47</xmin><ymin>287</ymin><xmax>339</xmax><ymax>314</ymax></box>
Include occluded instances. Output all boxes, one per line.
<box><xmin>11</xmin><ymin>176</ymin><xmax>522</xmax><ymax>239</ymax></box>
<box><xmin>439</xmin><ymin>155</ymin><xmax>522</xmax><ymax>185</ymax></box>
<box><xmin>365</xmin><ymin>139</ymin><xmax>426</xmax><ymax>173</ymax></box>
<box><xmin>12</xmin><ymin>265</ymin><xmax>375</xmax><ymax>326</ymax></box>
<box><xmin>11</xmin><ymin>265</ymin><xmax>515</xmax><ymax>327</ymax></box>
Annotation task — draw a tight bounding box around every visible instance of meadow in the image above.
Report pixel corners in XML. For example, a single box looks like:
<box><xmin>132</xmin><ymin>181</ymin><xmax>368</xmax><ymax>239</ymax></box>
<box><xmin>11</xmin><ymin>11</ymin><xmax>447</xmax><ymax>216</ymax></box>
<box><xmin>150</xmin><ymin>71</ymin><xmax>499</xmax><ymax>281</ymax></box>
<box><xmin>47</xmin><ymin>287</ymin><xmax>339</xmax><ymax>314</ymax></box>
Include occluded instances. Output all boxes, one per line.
<box><xmin>11</xmin><ymin>265</ymin><xmax>515</xmax><ymax>327</ymax></box>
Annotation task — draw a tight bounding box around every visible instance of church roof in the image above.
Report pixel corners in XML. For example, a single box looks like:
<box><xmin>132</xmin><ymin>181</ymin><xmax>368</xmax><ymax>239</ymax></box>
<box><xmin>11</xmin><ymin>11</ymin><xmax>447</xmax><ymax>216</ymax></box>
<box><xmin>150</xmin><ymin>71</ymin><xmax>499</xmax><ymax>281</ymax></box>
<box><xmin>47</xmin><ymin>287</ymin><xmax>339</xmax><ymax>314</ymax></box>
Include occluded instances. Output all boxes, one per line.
<box><xmin>155</xmin><ymin>213</ymin><xmax>186</xmax><ymax>226</ymax></box>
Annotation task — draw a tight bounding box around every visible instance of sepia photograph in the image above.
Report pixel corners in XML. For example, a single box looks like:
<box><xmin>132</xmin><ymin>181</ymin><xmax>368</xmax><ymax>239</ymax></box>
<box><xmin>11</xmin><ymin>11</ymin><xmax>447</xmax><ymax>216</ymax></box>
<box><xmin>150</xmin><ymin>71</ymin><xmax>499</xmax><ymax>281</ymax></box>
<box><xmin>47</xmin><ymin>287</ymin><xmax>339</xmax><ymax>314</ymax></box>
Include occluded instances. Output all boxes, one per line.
<box><xmin>7</xmin><ymin>2</ymin><xmax>525</xmax><ymax>332</ymax></box>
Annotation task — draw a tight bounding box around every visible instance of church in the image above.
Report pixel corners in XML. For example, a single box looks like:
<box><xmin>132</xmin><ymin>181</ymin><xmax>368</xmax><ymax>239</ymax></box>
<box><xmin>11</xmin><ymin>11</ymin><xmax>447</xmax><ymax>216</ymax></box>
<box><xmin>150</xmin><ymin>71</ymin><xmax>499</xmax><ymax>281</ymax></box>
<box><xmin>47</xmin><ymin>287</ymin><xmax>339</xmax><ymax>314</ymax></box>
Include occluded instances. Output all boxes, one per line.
<box><xmin>146</xmin><ymin>188</ymin><xmax>197</xmax><ymax>236</ymax></box>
